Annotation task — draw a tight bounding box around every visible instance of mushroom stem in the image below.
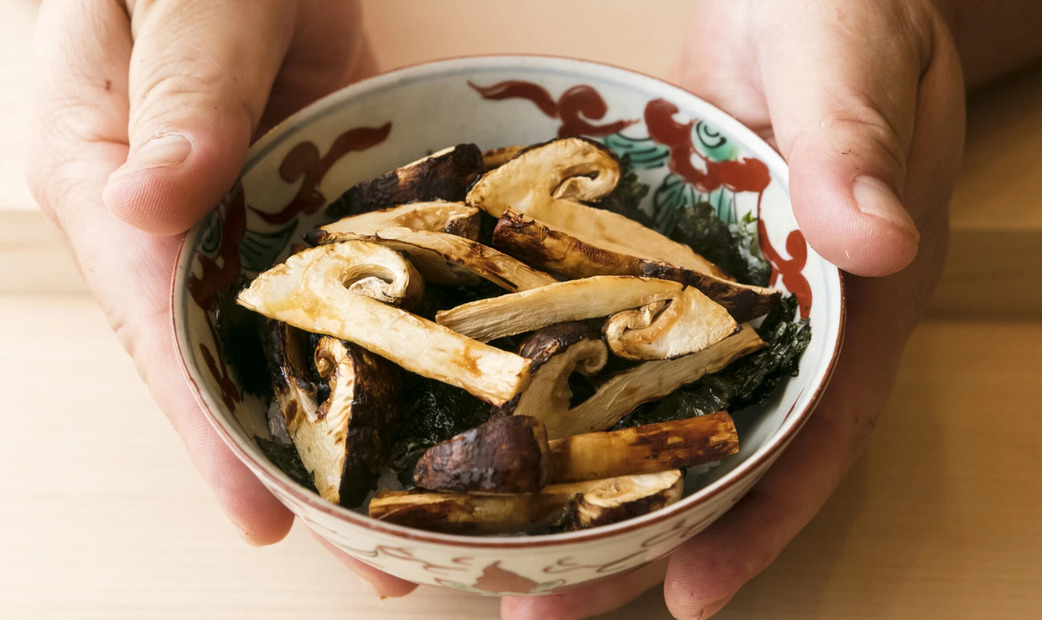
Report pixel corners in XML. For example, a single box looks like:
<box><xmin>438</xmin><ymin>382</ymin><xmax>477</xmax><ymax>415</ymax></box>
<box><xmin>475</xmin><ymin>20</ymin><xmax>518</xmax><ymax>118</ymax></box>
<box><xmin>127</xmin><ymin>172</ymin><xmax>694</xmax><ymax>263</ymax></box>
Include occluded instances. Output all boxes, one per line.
<box><xmin>509</xmin><ymin>325</ymin><xmax>767</xmax><ymax>439</ymax></box>
<box><xmin>548</xmin><ymin>413</ymin><xmax>739</xmax><ymax>483</ymax></box>
<box><xmin>436</xmin><ymin>276</ymin><xmax>688</xmax><ymax>342</ymax></box>
<box><xmin>238</xmin><ymin>241</ymin><xmax>531</xmax><ymax>405</ymax></box>
<box><xmin>369</xmin><ymin>470</ymin><xmax>684</xmax><ymax>534</ymax></box>
<box><xmin>318</xmin><ymin>228</ymin><xmax>558</xmax><ymax>292</ymax></box>
<box><xmin>308</xmin><ymin>201</ymin><xmax>481</xmax><ymax>244</ymax></box>
<box><xmin>493</xmin><ymin>209</ymin><xmax>780</xmax><ymax>322</ymax></box>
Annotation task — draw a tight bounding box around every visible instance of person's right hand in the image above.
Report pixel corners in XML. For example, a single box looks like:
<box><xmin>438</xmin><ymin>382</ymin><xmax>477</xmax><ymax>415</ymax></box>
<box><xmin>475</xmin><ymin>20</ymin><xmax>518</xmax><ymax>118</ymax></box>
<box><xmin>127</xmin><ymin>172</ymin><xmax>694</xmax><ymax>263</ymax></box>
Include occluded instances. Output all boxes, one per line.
<box><xmin>502</xmin><ymin>0</ymin><xmax>965</xmax><ymax>617</ymax></box>
<box><xmin>28</xmin><ymin>0</ymin><xmax>414</xmax><ymax>597</ymax></box>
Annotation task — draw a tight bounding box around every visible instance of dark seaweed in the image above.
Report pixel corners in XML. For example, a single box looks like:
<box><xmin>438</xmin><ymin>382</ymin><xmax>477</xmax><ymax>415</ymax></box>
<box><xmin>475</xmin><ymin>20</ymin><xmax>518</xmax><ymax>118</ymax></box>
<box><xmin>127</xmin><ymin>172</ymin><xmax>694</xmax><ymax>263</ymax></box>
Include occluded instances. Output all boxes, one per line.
<box><xmin>387</xmin><ymin>374</ymin><xmax>493</xmax><ymax>487</ymax></box>
<box><xmin>670</xmin><ymin>203</ymin><xmax>771</xmax><ymax>286</ymax></box>
<box><xmin>594</xmin><ymin>155</ymin><xmax>654</xmax><ymax>228</ymax></box>
<box><xmin>216</xmin><ymin>277</ymin><xmax>272</xmax><ymax>400</ymax></box>
<box><xmin>256</xmin><ymin>438</ymin><xmax>317</xmax><ymax>493</ymax></box>
<box><xmin>618</xmin><ymin>295</ymin><xmax>811</xmax><ymax>428</ymax></box>
<box><xmin>416</xmin><ymin>280</ymin><xmax>506</xmax><ymax>321</ymax></box>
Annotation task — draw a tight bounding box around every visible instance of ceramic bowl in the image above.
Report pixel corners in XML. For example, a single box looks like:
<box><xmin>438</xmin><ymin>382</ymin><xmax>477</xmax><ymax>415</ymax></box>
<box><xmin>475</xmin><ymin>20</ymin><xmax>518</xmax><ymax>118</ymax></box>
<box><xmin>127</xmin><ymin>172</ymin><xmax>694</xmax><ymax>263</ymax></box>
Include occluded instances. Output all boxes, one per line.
<box><xmin>173</xmin><ymin>56</ymin><xmax>844</xmax><ymax>595</ymax></box>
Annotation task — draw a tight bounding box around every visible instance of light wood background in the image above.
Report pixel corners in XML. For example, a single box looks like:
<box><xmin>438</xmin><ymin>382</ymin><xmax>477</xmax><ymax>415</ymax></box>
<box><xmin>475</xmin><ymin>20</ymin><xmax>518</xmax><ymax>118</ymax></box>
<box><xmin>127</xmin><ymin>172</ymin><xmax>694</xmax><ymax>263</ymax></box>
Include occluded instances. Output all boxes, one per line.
<box><xmin>3</xmin><ymin>1</ymin><xmax>1041</xmax><ymax>619</ymax></box>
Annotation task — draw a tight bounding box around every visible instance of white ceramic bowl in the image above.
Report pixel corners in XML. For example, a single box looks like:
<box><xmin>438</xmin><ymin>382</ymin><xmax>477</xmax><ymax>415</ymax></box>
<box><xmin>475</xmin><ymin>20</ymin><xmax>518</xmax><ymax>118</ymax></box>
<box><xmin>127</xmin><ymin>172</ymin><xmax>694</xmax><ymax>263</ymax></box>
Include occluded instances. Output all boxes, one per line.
<box><xmin>173</xmin><ymin>56</ymin><xmax>844</xmax><ymax>595</ymax></box>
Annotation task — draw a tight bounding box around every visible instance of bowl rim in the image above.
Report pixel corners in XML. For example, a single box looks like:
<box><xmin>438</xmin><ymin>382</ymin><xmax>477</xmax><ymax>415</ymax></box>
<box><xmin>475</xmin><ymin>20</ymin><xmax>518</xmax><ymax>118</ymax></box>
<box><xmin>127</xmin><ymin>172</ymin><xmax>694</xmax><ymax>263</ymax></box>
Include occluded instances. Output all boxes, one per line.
<box><xmin>171</xmin><ymin>54</ymin><xmax>846</xmax><ymax>549</ymax></box>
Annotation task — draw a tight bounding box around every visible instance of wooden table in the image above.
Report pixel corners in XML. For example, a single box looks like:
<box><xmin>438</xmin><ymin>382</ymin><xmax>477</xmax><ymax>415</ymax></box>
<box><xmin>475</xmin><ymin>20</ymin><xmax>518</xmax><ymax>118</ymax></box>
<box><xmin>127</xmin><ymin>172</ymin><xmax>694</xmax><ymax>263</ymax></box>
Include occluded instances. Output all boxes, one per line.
<box><xmin>3</xmin><ymin>2</ymin><xmax>1041</xmax><ymax>618</ymax></box>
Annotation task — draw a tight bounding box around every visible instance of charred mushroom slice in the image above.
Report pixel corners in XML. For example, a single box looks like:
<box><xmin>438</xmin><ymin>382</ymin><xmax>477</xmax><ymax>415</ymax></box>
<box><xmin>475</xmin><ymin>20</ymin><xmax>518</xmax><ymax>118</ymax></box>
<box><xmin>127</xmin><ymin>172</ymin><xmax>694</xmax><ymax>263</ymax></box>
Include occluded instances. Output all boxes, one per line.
<box><xmin>327</xmin><ymin>144</ymin><xmax>484</xmax><ymax>218</ymax></box>
<box><xmin>269</xmin><ymin>324</ymin><xmax>399</xmax><ymax>506</ymax></box>
<box><xmin>412</xmin><ymin>410</ymin><xmax>737</xmax><ymax>492</ymax></box>
<box><xmin>237</xmin><ymin>241</ymin><xmax>531</xmax><ymax>405</ymax></box>
<box><xmin>566</xmin><ymin>470</ymin><xmax>684</xmax><ymax>530</ymax></box>
<box><xmin>368</xmin><ymin>470</ymin><xmax>683</xmax><ymax>534</ymax></box>
<box><xmin>308</xmin><ymin>201</ymin><xmax>481</xmax><ymax>244</ymax></box>
<box><xmin>413</xmin><ymin>415</ymin><xmax>552</xmax><ymax>494</ymax></box>
<box><xmin>493</xmin><ymin>209</ymin><xmax>780</xmax><ymax>322</ymax></box>
<box><xmin>504</xmin><ymin>325</ymin><xmax>767</xmax><ymax>438</ymax></box>
<box><xmin>436</xmin><ymin>276</ymin><xmax>738</xmax><ymax>360</ymax></box>
<box><xmin>548</xmin><ymin>413</ymin><xmax>739</xmax><ymax>482</ymax></box>
<box><xmin>467</xmin><ymin>137</ymin><xmax>723</xmax><ymax>276</ymax></box>
<box><xmin>314</xmin><ymin>227</ymin><xmax>558</xmax><ymax>292</ymax></box>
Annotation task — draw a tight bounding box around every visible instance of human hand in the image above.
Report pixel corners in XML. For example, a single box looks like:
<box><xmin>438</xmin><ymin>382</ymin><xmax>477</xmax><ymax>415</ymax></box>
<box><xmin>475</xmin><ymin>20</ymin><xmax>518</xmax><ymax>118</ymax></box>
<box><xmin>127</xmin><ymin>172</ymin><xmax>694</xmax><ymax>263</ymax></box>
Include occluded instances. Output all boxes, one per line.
<box><xmin>28</xmin><ymin>0</ymin><xmax>413</xmax><ymax>597</ymax></box>
<box><xmin>502</xmin><ymin>1</ymin><xmax>965</xmax><ymax>618</ymax></box>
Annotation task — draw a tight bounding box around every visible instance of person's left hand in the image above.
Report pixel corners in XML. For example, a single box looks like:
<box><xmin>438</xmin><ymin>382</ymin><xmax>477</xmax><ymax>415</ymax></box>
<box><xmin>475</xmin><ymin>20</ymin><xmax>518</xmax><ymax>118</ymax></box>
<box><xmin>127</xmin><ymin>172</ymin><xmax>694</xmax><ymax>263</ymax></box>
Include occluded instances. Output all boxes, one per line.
<box><xmin>501</xmin><ymin>1</ymin><xmax>965</xmax><ymax>618</ymax></box>
<box><xmin>28</xmin><ymin>0</ymin><xmax>413</xmax><ymax>597</ymax></box>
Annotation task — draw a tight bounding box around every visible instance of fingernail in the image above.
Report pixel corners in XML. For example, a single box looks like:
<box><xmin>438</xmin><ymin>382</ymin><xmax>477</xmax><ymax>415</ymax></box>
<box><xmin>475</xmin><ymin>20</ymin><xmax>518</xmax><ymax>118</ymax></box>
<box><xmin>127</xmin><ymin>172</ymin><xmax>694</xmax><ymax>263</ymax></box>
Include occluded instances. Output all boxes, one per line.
<box><xmin>118</xmin><ymin>132</ymin><xmax>192</xmax><ymax>175</ymax></box>
<box><xmin>851</xmin><ymin>175</ymin><xmax>920</xmax><ymax>242</ymax></box>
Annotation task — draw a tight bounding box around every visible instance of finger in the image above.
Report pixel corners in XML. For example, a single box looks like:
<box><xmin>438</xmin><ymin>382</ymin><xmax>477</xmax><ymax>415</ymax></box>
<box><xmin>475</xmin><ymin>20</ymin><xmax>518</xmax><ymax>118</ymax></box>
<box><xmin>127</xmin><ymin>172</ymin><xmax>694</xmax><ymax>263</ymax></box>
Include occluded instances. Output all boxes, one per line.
<box><xmin>501</xmin><ymin>561</ymin><xmax>667</xmax><ymax>620</ymax></box>
<box><xmin>312</xmin><ymin>532</ymin><xmax>419</xmax><ymax>599</ymax></box>
<box><xmin>103</xmin><ymin>0</ymin><xmax>300</xmax><ymax>235</ymax></box>
<box><xmin>663</xmin><ymin>246</ymin><xmax>946</xmax><ymax>620</ymax></box>
<box><xmin>30</xmin><ymin>0</ymin><xmax>293</xmax><ymax>544</ymax></box>
<box><xmin>258</xmin><ymin>0</ymin><xmax>377</xmax><ymax>135</ymax></box>
<box><xmin>755</xmin><ymin>1</ymin><xmax>936</xmax><ymax>276</ymax></box>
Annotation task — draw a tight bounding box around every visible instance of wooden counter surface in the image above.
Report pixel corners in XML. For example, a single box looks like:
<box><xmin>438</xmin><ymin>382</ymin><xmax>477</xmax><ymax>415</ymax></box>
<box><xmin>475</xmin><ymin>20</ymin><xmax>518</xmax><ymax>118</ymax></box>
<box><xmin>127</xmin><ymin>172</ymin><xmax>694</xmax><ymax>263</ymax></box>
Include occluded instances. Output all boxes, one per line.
<box><xmin>2</xmin><ymin>2</ymin><xmax>1040</xmax><ymax>618</ymax></box>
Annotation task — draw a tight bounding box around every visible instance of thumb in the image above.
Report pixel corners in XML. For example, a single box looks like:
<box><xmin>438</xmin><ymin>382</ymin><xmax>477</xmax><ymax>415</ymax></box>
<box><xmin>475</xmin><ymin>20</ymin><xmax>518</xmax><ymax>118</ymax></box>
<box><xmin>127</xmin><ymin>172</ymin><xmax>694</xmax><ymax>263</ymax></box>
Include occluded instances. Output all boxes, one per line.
<box><xmin>759</xmin><ymin>2</ymin><xmax>932</xmax><ymax>276</ymax></box>
<box><xmin>103</xmin><ymin>0</ymin><xmax>299</xmax><ymax>236</ymax></box>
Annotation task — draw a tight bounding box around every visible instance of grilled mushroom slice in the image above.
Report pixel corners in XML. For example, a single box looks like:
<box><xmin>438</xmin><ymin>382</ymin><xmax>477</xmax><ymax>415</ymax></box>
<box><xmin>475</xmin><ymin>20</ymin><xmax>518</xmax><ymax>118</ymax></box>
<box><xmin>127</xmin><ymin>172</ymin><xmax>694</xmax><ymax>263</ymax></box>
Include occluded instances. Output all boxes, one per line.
<box><xmin>566</xmin><ymin>469</ymin><xmax>684</xmax><ymax>530</ymax></box>
<box><xmin>413</xmin><ymin>415</ymin><xmax>552</xmax><ymax>493</ymax></box>
<box><xmin>467</xmin><ymin>137</ymin><xmax>723</xmax><ymax>276</ymax></box>
<box><xmin>269</xmin><ymin>324</ymin><xmax>398</xmax><ymax>506</ymax></box>
<box><xmin>369</xmin><ymin>470</ymin><xmax>683</xmax><ymax>534</ymax></box>
<box><xmin>436</xmin><ymin>276</ymin><xmax>739</xmax><ymax>361</ymax></box>
<box><xmin>548</xmin><ymin>413</ymin><xmax>739</xmax><ymax>482</ymax></box>
<box><xmin>481</xmin><ymin>145</ymin><xmax>525</xmax><ymax>171</ymax></box>
<box><xmin>413</xmin><ymin>411</ymin><xmax>737</xmax><ymax>492</ymax></box>
<box><xmin>502</xmin><ymin>325</ymin><xmax>767</xmax><ymax>438</ymax></box>
<box><xmin>313</xmin><ymin>227</ymin><xmax>557</xmax><ymax>292</ymax></box>
<box><xmin>328</xmin><ymin>144</ymin><xmax>484</xmax><ymax>218</ymax></box>
<box><xmin>493</xmin><ymin>210</ymin><xmax>780</xmax><ymax>322</ymax></box>
<box><xmin>308</xmin><ymin>201</ymin><xmax>481</xmax><ymax>244</ymax></box>
<box><xmin>237</xmin><ymin>241</ymin><xmax>531</xmax><ymax>405</ymax></box>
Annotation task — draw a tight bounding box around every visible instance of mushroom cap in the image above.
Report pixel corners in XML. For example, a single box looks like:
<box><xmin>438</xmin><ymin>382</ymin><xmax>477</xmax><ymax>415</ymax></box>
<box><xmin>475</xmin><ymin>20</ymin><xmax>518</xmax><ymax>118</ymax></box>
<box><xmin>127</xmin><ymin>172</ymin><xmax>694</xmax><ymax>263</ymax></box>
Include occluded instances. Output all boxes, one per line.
<box><xmin>602</xmin><ymin>285</ymin><xmax>739</xmax><ymax>360</ymax></box>
<box><xmin>412</xmin><ymin>415</ymin><xmax>552</xmax><ymax>494</ymax></box>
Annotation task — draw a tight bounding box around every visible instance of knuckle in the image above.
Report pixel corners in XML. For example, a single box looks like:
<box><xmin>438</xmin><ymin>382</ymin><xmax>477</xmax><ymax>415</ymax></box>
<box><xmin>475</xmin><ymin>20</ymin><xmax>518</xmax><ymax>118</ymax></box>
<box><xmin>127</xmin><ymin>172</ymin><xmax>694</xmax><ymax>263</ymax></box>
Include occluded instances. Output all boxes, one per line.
<box><xmin>129</xmin><ymin>58</ymin><xmax>256</xmax><ymax>131</ymax></box>
<box><xmin>819</xmin><ymin>100</ymin><xmax>909</xmax><ymax>179</ymax></box>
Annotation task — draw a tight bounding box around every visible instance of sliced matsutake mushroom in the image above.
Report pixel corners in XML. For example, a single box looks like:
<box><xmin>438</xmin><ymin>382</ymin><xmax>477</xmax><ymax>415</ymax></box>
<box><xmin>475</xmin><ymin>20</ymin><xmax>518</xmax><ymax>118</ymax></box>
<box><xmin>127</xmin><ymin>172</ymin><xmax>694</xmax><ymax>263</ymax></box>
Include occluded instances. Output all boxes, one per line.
<box><xmin>467</xmin><ymin>137</ymin><xmax>724</xmax><ymax>276</ymax></box>
<box><xmin>412</xmin><ymin>411</ymin><xmax>737</xmax><ymax>492</ymax></box>
<box><xmin>480</xmin><ymin>145</ymin><xmax>525</xmax><ymax>171</ymax></box>
<box><xmin>307</xmin><ymin>201</ymin><xmax>481</xmax><ymax>244</ymax></box>
<box><xmin>269</xmin><ymin>324</ymin><xmax>398</xmax><ymax>506</ymax></box>
<box><xmin>602</xmin><ymin>286</ymin><xmax>739</xmax><ymax>360</ymax></box>
<box><xmin>237</xmin><ymin>241</ymin><xmax>530</xmax><ymax>405</ymax></box>
<box><xmin>327</xmin><ymin>144</ymin><xmax>484</xmax><ymax>218</ymax></box>
<box><xmin>368</xmin><ymin>470</ymin><xmax>683</xmax><ymax>534</ymax></box>
<box><xmin>501</xmin><ymin>324</ymin><xmax>767</xmax><ymax>439</ymax></box>
<box><xmin>413</xmin><ymin>415</ymin><xmax>552</xmax><ymax>494</ymax></box>
<box><xmin>435</xmin><ymin>275</ymin><xmax>739</xmax><ymax>360</ymax></box>
<box><xmin>493</xmin><ymin>209</ymin><xmax>780</xmax><ymax>322</ymax></box>
<box><xmin>566</xmin><ymin>469</ymin><xmax>684</xmax><ymax>530</ymax></box>
<box><xmin>313</xmin><ymin>227</ymin><xmax>558</xmax><ymax>292</ymax></box>
<box><xmin>548</xmin><ymin>413</ymin><xmax>739</xmax><ymax>482</ymax></box>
